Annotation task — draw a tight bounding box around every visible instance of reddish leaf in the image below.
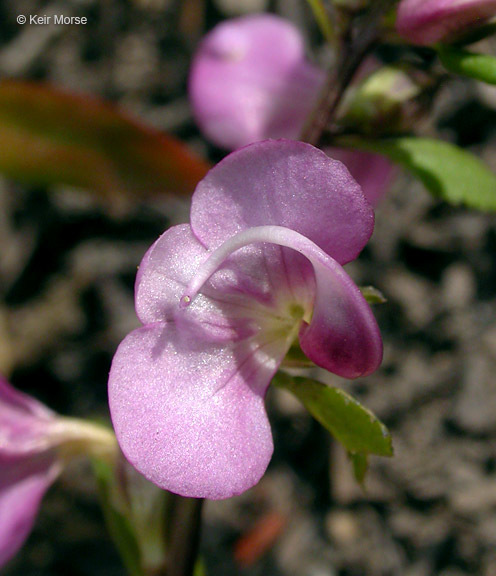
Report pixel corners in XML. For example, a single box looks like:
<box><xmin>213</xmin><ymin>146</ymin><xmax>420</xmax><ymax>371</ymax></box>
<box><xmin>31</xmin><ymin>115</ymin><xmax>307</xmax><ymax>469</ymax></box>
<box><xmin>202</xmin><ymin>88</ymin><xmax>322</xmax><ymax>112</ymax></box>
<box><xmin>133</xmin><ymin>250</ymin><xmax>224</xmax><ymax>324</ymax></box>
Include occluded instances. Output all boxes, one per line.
<box><xmin>234</xmin><ymin>511</ymin><xmax>287</xmax><ymax>567</ymax></box>
<box><xmin>0</xmin><ymin>80</ymin><xmax>210</xmax><ymax>199</ymax></box>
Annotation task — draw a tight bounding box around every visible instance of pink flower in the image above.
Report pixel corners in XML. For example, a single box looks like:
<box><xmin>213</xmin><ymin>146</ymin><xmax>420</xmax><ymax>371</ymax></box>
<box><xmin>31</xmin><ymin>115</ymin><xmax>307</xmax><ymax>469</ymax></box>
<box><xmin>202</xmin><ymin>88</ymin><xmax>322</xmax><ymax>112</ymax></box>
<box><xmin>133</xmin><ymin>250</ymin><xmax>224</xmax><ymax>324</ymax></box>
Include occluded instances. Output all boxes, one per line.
<box><xmin>108</xmin><ymin>140</ymin><xmax>383</xmax><ymax>500</ymax></box>
<box><xmin>190</xmin><ymin>14</ymin><xmax>324</xmax><ymax>150</ymax></box>
<box><xmin>189</xmin><ymin>14</ymin><xmax>394</xmax><ymax>206</ymax></box>
<box><xmin>396</xmin><ymin>0</ymin><xmax>496</xmax><ymax>46</ymax></box>
<box><xmin>0</xmin><ymin>377</ymin><xmax>61</xmax><ymax>567</ymax></box>
<box><xmin>0</xmin><ymin>377</ymin><xmax>116</xmax><ymax>568</ymax></box>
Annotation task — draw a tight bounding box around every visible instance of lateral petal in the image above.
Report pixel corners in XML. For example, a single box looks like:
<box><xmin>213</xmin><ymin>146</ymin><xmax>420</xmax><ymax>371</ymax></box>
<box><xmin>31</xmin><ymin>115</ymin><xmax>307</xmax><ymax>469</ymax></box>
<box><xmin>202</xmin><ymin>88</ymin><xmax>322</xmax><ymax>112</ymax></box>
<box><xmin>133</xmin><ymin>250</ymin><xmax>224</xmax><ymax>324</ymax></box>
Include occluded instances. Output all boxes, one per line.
<box><xmin>108</xmin><ymin>323</ymin><xmax>285</xmax><ymax>499</ymax></box>
<box><xmin>135</xmin><ymin>224</ymin><xmax>266</xmax><ymax>341</ymax></box>
<box><xmin>298</xmin><ymin>255</ymin><xmax>383</xmax><ymax>379</ymax></box>
<box><xmin>179</xmin><ymin>225</ymin><xmax>382</xmax><ymax>379</ymax></box>
<box><xmin>135</xmin><ymin>224</ymin><xmax>211</xmax><ymax>325</ymax></box>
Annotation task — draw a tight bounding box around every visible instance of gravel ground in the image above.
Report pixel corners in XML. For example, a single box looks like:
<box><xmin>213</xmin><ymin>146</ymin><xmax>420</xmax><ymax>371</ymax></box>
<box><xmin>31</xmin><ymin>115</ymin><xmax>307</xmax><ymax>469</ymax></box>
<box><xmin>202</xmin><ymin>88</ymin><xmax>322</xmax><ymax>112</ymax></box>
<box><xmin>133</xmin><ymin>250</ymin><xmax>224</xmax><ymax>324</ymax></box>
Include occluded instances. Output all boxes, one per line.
<box><xmin>1</xmin><ymin>1</ymin><xmax>496</xmax><ymax>575</ymax></box>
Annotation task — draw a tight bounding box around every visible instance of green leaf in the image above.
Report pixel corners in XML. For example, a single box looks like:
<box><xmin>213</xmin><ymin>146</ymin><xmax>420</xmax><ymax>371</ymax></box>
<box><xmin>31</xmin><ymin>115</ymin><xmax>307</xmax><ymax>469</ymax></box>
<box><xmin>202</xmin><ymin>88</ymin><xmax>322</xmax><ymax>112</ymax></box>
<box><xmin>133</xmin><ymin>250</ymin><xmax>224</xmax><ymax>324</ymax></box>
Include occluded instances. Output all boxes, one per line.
<box><xmin>92</xmin><ymin>458</ymin><xmax>144</xmax><ymax>576</ymax></box>
<box><xmin>438</xmin><ymin>45</ymin><xmax>496</xmax><ymax>85</ymax></box>
<box><xmin>349</xmin><ymin>452</ymin><xmax>369</xmax><ymax>485</ymax></box>
<box><xmin>348</xmin><ymin>137</ymin><xmax>496</xmax><ymax>211</ymax></box>
<box><xmin>274</xmin><ymin>375</ymin><xmax>393</xmax><ymax>458</ymax></box>
<box><xmin>0</xmin><ymin>80</ymin><xmax>210</xmax><ymax>200</ymax></box>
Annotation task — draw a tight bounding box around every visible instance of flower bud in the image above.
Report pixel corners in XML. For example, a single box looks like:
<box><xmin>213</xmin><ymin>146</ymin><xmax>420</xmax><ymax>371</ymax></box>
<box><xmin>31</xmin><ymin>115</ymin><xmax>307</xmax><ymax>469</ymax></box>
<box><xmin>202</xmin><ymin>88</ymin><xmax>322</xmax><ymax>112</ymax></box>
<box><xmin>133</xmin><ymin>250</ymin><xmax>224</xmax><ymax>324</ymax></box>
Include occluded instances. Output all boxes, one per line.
<box><xmin>338</xmin><ymin>65</ymin><xmax>432</xmax><ymax>135</ymax></box>
<box><xmin>396</xmin><ymin>0</ymin><xmax>496</xmax><ymax>46</ymax></box>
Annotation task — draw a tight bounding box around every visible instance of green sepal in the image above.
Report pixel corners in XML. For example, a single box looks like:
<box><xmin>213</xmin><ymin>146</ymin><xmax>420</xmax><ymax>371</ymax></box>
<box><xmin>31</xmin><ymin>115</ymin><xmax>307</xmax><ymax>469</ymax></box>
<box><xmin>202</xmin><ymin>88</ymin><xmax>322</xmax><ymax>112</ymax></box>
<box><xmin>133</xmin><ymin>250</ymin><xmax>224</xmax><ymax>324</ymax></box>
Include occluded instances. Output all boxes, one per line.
<box><xmin>360</xmin><ymin>285</ymin><xmax>387</xmax><ymax>305</ymax></box>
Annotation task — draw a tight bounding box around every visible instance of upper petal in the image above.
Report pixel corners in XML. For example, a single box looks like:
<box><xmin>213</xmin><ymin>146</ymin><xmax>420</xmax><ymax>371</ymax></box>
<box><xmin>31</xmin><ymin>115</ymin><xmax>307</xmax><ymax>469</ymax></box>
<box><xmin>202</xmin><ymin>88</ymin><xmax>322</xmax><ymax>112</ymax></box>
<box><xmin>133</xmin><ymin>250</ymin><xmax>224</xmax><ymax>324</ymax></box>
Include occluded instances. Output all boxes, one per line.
<box><xmin>189</xmin><ymin>14</ymin><xmax>324</xmax><ymax>149</ymax></box>
<box><xmin>108</xmin><ymin>323</ymin><xmax>286</xmax><ymax>499</ymax></box>
<box><xmin>191</xmin><ymin>140</ymin><xmax>375</xmax><ymax>265</ymax></box>
<box><xmin>0</xmin><ymin>455</ymin><xmax>59</xmax><ymax>568</ymax></box>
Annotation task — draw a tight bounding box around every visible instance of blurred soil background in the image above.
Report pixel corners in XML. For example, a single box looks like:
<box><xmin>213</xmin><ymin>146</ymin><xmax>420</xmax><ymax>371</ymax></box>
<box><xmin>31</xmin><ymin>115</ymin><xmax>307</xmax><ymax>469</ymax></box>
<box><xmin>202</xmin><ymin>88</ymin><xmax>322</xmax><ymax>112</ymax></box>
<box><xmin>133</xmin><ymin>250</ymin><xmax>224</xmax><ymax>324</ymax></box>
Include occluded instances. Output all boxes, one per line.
<box><xmin>1</xmin><ymin>1</ymin><xmax>496</xmax><ymax>575</ymax></box>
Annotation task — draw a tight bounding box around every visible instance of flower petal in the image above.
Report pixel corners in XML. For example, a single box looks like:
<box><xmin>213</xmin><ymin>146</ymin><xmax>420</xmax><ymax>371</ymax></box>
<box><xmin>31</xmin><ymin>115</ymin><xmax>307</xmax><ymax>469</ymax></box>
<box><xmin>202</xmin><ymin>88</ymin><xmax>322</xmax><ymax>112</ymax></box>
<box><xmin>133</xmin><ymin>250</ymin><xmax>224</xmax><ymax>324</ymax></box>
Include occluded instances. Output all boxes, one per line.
<box><xmin>180</xmin><ymin>225</ymin><xmax>382</xmax><ymax>379</ymax></box>
<box><xmin>191</xmin><ymin>140</ymin><xmax>374</xmax><ymax>265</ymax></box>
<box><xmin>0</xmin><ymin>377</ymin><xmax>56</xmax><ymax>457</ymax></box>
<box><xmin>298</xmin><ymin>255</ymin><xmax>383</xmax><ymax>379</ymax></box>
<box><xmin>324</xmin><ymin>148</ymin><xmax>395</xmax><ymax>207</ymax></box>
<box><xmin>135</xmin><ymin>223</ymin><xmax>290</xmax><ymax>339</ymax></box>
<box><xmin>0</xmin><ymin>455</ymin><xmax>59</xmax><ymax>568</ymax></box>
<box><xmin>0</xmin><ymin>377</ymin><xmax>54</xmax><ymax>420</ymax></box>
<box><xmin>189</xmin><ymin>14</ymin><xmax>324</xmax><ymax>150</ymax></box>
<box><xmin>108</xmin><ymin>323</ymin><xmax>284</xmax><ymax>499</ymax></box>
<box><xmin>135</xmin><ymin>224</ymin><xmax>211</xmax><ymax>325</ymax></box>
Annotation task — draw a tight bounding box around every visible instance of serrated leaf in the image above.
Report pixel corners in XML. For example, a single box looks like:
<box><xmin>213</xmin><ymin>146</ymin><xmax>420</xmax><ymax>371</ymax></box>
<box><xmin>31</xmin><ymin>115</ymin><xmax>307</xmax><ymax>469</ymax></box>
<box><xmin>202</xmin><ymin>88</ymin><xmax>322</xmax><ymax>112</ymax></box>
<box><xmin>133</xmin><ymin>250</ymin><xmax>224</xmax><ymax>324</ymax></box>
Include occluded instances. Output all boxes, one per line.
<box><xmin>0</xmin><ymin>80</ymin><xmax>210</xmax><ymax>200</ymax></box>
<box><xmin>92</xmin><ymin>458</ymin><xmax>144</xmax><ymax>576</ymax></box>
<box><xmin>350</xmin><ymin>137</ymin><xmax>496</xmax><ymax>211</ymax></box>
<box><xmin>438</xmin><ymin>45</ymin><xmax>496</xmax><ymax>85</ymax></box>
<box><xmin>274</xmin><ymin>375</ymin><xmax>393</xmax><ymax>457</ymax></box>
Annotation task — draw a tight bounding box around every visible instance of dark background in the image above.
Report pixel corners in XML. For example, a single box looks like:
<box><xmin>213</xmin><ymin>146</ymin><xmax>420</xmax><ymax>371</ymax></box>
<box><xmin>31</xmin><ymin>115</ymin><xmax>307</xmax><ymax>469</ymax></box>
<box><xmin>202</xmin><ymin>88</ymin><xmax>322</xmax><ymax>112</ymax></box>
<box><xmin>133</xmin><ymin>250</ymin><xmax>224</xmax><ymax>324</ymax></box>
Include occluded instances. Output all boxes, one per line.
<box><xmin>1</xmin><ymin>1</ymin><xmax>496</xmax><ymax>575</ymax></box>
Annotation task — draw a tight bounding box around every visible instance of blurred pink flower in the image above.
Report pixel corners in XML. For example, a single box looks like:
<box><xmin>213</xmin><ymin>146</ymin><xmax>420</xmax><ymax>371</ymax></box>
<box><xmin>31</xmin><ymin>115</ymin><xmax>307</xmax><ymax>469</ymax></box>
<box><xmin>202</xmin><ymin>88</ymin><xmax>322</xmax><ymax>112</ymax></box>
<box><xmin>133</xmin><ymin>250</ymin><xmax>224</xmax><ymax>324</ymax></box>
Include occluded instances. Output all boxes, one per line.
<box><xmin>108</xmin><ymin>140</ymin><xmax>383</xmax><ymax>500</ymax></box>
<box><xmin>396</xmin><ymin>0</ymin><xmax>496</xmax><ymax>45</ymax></box>
<box><xmin>0</xmin><ymin>377</ymin><xmax>116</xmax><ymax>568</ymax></box>
<box><xmin>189</xmin><ymin>14</ymin><xmax>394</xmax><ymax>206</ymax></box>
<box><xmin>0</xmin><ymin>377</ymin><xmax>61</xmax><ymax>568</ymax></box>
<box><xmin>190</xmin><ymin>14</ymin><xmax>324</xmax><ymax>149</ymax></box>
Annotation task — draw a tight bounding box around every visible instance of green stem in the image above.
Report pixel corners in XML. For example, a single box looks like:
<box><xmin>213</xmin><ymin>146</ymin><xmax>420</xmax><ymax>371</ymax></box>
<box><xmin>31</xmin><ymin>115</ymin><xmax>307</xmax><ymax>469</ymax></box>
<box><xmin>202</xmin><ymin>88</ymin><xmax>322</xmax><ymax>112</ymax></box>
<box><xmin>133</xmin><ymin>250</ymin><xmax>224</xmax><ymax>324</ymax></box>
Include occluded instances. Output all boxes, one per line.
<box><xmin>305</xmin><ymin>0</ymin><xmax>336</xmax><ymax>45</ymax></box>
<box><xmin>300</xmin><ymin>0</ymin><xmax>395</xmax><ymax>147</ymax></box>
<box><xmin>167</xmin><ymin>495</ymin><xmax>204</xmax><ymax>576</ymax></box>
